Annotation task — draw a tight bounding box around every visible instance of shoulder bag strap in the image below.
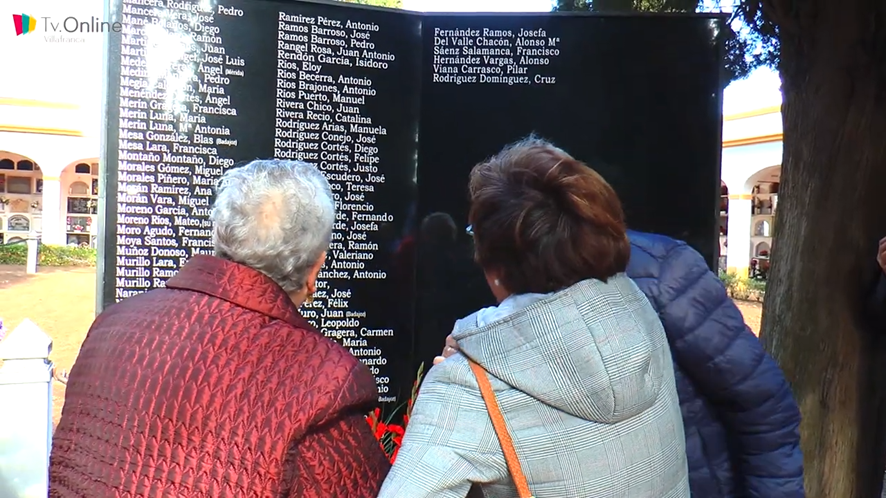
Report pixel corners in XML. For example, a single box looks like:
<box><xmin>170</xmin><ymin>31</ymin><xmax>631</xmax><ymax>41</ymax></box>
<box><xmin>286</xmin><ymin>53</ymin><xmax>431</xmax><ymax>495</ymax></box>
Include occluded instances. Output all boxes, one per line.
<box><xmin>468</xmin><ymin>359</ymin><xmax>535</xmax><ymax>498</ymax></box>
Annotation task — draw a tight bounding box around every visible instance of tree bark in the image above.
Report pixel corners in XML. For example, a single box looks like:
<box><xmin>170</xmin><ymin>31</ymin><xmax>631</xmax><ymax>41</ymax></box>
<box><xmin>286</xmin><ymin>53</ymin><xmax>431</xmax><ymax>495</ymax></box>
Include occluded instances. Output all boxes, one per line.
<box><xmin>759</xmin><ymin>1</ymin><xmax>886</xmax><ymax>497</ymax></box>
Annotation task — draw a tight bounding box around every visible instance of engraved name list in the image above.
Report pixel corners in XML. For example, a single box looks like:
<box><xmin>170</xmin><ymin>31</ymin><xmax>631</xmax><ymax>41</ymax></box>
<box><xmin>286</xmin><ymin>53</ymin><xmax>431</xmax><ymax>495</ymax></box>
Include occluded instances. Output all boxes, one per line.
<box><xmin>431</xmin><ymin>26</ymin><xmax>561</xmax><ymax>85</ymax></box>
<box><xmin>114</xmin><ymin>0</ymin><xmax>245</xmax><ymax>300</ymax></box>
<box><xmin>274</xmin><ymin>10</ymin><xmax>399</xmax><ymax>402</ymax></box>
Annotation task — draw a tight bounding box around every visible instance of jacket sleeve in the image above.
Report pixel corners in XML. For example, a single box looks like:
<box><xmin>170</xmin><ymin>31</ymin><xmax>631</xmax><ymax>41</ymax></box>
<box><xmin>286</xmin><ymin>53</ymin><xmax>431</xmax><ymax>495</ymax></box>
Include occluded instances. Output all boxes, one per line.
<box><xmin>281</xmin><ymin>361</ymin><xmax>391</xmax><ymax>498</ymax></box>
<box><xmin>654</xmin><ymin>243</ymin><xmax>804</xmax><ymax>498</ymax></box>
<box><xmin>283</xmin><ymin>410</ymin><xmax>391</xmax><ymax>498</ymax></box>
<box><xmin>377</xmin><ymin>362</ymin><xmax>509</xmax><ymax>498</ymax></box>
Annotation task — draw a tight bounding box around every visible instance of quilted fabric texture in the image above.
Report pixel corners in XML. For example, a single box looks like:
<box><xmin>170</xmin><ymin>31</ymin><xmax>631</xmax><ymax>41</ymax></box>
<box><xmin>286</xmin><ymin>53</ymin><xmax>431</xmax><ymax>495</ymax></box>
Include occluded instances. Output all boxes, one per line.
<box><xmin>49</xmin><ymin>255</ymin><xmax>390</xmax><ymax>498</ymax></box>
<box><xmin>627</xmin><ymin>230</ymin><xmax>804</xmax><ymax>498</ymax></box>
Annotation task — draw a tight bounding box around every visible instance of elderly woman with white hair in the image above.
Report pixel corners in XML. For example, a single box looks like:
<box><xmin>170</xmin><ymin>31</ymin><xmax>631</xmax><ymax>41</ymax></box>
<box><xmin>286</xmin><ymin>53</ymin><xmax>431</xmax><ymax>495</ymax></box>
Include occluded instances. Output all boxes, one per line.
<box><xmin>50</xmin><ymin>159</ymin><xmax>390</xmax><ymax>498</ymax></box>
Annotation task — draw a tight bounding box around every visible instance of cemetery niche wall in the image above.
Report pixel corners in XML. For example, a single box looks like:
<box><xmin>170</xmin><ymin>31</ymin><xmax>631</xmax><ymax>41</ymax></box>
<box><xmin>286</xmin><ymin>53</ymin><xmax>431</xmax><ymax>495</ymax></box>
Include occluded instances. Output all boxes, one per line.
<box><xmin>99</xmin><ymin>0</ymin><xmax>724</xmax><ymax>406</ymax></box>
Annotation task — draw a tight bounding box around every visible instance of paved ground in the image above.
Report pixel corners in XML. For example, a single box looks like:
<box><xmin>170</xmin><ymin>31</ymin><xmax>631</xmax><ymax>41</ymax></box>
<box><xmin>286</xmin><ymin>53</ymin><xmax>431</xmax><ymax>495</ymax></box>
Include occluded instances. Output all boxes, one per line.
<box><xmin>0</xmin><ymin>265</ymin><xmax>84</xmax><ymax>289</ymax></box>
<box><xmin>0</xmin><ymin>265</ymin><xmax>96</xmax><ymax>425</ymax></box>
<box><xmin>734</xmin><ymin>300</ymin><xmax>763</xmax><ymax>335</ymax></box>
<box><xmin>0</xmin><ymin>265</ymin><xmax>765</xmax><ymax>426</ymax></box>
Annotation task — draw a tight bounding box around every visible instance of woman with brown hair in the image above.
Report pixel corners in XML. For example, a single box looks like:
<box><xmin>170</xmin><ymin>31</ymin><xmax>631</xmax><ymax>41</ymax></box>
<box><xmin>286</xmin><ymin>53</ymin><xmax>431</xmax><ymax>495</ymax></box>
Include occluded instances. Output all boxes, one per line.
<box><xmin>378</xmin><ymin>137</ymin><xmax>689</xmax><ymax>498</ymax></box>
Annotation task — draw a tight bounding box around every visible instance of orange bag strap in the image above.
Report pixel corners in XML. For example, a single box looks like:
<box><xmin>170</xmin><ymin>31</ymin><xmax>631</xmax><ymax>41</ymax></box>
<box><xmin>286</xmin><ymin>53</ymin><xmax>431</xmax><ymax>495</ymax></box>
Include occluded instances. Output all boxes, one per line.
<box><xmin>468</xmin><ymin>359</ymin><xmax>535</xmax><ymax>498</ymax></box>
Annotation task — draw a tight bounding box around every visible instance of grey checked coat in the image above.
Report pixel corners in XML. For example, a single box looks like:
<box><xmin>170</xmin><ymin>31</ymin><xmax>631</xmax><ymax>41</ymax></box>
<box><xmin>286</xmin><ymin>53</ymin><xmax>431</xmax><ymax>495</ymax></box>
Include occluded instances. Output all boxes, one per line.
<box><xmin>378</xmin><ymin>275</ymin><xmax>690</xmax><ymax>498</ymax></box>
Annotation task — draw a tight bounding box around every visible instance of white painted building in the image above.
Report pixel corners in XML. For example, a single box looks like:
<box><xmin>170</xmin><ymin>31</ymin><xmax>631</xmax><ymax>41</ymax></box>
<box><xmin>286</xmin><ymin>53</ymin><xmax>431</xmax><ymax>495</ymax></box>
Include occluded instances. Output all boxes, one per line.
<box><xmin>0</xmin><ymin>123</ymin><xmax>100</xmax><ymax>246</ymax></box>
<box><xmin>720</xmin><ymin>105</ymin><xmax>782</xmax><ymax>278</ymax></box>
<box><xmin>0</xmin><ymin>0</ymin><xmax>103</xmax><ymax>244</ymax></box>
<box><xmin>0</xmin><ymin>0</ymin><xmax>103</xmax><ymax>246</ymax></box>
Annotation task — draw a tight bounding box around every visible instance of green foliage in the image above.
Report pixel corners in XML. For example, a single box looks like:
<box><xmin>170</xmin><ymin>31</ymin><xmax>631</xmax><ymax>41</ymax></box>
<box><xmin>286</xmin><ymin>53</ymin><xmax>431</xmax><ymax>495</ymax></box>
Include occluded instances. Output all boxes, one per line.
<box><xmin>337</xmin><ymin>0</ymin><xmax>403</xmax><ymax>8</ymax></box>
<box><xmin>0</xmin><ymin>244</ymin><xmax>96</xmax><ymax>267</ymax></box>
<box><xmin>0</xmin><ymin>244</ymin><xmax>25</xmax><ymax>265</ymax></box>
<box><xmin>39</xmin><ymin>245</ymin><xmax>97</xmax><ymax>266</ymax></box>
<box><xmin>553</xmin><ymin>0</ymin><xmax>757</xmax><ymax>85</ymax></box>
<box><xmin>723</xmin><ymin>270</ymin><xmax>751</xmax><ymax>300</ymax></box>
<box><xmin>718</xmin><ymin>270</ymin><xmax>766</xmax><ymax>302</ymax></box>
<box><xmin>718</xmin><ymin>269</ymin><xmax>738</xmax><ymax>291</ymax></box>
<box><xmin>731</xmin><ymin>1</ymin><xmax>779</xmax><ymax>70</ymax></box>
<box><xmin>745</xmin><ymin>278</ymin><xmax>766</xmax><ymax>302</ymax></box>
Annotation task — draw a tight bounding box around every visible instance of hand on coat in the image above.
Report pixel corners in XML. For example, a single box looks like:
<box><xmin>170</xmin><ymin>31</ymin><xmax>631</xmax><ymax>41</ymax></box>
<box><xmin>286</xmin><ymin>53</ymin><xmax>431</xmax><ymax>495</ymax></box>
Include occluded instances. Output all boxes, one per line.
<box><xmin>879</xmin><ymin>237</ymin><xmax>886</xmax><ymax>274</ymax></box>
<box><xmin>432</xmin><ymin>334</ymin><xmax>459</xmax><ymax>365</ymax></box>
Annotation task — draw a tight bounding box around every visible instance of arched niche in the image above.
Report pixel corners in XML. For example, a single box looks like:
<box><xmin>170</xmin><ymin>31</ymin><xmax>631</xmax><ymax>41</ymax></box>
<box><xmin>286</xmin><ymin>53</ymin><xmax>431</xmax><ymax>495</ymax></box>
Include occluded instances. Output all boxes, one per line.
<box><xmin>744</xmin><ymin>165</ymin><xmax>782</xmax><ymax>191</ymax></box>
<box><xmin>7</xmin><ymin>214</ymin><xmax>30</xmax><ymax>232</ymax></box>
<box><xmin>69</xmin><ymin>181</ymin><xmax>90</xmax><ymax>196</ymax></box>
<box><xmin>62</xmin><ymin>158</ymin><xmax>98</xmax><ymax>176</ymax></box>
<box><xmin>755</xmin><ymin>241</ymin><xmax>771</xmax><ymax>257</ymax></box>
<box><xmin>754</xmin><ymin>219</ymin><xmax>771</xmax><ymax>237</ymax></box>
<box><xmin>0</xmin><ymin>153</ymin><xmax>41</xmax><ymax>195</ymax></box>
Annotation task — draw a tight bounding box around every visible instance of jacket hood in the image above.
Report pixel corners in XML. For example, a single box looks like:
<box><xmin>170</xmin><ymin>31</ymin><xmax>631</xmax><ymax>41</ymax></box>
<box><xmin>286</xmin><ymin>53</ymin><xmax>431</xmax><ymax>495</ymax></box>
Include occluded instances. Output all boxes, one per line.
<box><xmin>452</xmin><ymin>274</ymin><xmax>667</xmax><ymax>424</ymax></box>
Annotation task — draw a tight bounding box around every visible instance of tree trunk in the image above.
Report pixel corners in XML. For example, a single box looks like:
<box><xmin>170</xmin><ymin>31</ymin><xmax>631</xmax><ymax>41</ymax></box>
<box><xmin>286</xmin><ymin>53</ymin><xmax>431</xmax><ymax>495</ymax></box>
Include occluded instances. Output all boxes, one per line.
<box><xmin>759</xmin><ymin>2</ymin><xmax>886</xmax><ymax>497</ymax></box>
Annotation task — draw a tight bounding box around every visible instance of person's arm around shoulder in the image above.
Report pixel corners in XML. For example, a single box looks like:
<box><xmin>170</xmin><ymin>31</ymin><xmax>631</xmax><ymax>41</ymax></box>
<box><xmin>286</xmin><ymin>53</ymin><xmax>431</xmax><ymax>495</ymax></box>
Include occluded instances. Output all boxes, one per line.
<box><xmin>282</xmin><ymin>361</ymin><xmax>391</xmax><ymax>498</ymax></box>
<box><xmin>378</xmin><ymin>357</ymin><xmax>509</xmax><ymax>498</ymax></box>
<box><xmin>654</xmin><ymin>242</ymin><xmax>804</xmax><ymax>498</ymax></box>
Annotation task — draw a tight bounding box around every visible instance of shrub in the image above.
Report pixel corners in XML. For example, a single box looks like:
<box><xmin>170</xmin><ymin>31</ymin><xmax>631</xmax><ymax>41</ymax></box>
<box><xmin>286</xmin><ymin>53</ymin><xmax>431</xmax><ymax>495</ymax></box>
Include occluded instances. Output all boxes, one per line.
<box><xmin>0</xmin><ymin>243</ymin><xmax>26</xmax><ymax>265</ymax></box>
<box><xmin>0</xmin><ymin>244</ymin><xmax>96</xmax><ymax>267</ymax></box>
<box><xmin>718</xmin><ymin>270</ymin><xmax>739</xmax><ymax>296</ymax></box>
<box><xmin>731</xmin><ymin>280</ymin><xmax>751</xmax><ymax>301</ymax></box>
<box><xmin>746</xmin><ymin>278</ymin><xmax>767</xmax><ymax>302</ymax></box>
<box><xmin>719</xmin><ymin>270</ymin><xmax>767</xmax><ymax>302</ymax></box>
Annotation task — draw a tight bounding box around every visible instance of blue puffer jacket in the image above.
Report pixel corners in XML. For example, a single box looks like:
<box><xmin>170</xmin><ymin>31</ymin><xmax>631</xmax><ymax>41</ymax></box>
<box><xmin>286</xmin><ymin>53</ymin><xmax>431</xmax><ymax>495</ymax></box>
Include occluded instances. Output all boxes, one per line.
<box><xmin>626</xmin><ymin>230</ymin><xmax>804</xmax><ymax>497</ymax></box>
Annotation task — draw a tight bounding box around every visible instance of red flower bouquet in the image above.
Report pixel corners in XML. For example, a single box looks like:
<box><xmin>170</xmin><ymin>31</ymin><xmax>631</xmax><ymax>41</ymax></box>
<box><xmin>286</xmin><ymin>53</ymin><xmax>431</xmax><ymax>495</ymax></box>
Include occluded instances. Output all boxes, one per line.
<box><xmin>366</xmin><ymin>363</ymin><xmax>424</xmax><ymax>463</ymax></box>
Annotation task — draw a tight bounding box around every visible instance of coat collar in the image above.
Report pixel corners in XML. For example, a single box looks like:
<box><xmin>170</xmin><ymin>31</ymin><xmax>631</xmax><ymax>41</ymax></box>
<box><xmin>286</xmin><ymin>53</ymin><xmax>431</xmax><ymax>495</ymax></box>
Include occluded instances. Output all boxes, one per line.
<box><xmin>165</xmin><ymin>255</ymin><xmax>310</xmax><ymax>329</ymax></box>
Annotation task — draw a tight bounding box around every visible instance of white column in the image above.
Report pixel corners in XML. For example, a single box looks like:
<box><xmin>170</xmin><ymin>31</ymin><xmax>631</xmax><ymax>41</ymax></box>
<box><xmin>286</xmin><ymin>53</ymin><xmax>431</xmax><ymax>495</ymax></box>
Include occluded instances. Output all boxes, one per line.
<box><xmin>0</xmin><ymin>319</ymin><xmax>54</xmax><ymax>498</ymax></box>
<box><xmin>40</xmin><ymin>176</ymin><xmax>64</xmax><ymax>245</ymax></box>
<box><xmin>725</xmin><ymin>194</ymin><xmax>753</xmax><ymax>278</ymax></box>
<box><xmin>26</xmin><ymin>232</ymin><xmax>39</xmax><ymax>274</ymax></box>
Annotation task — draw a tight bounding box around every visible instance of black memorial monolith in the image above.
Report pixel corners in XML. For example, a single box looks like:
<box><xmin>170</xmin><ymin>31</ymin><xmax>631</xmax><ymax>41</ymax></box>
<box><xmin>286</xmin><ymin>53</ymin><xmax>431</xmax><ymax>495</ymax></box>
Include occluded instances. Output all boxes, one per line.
<box><xmin>99</xmin><ymin>0</ymin><xmax>724</xmax><ymax>406</ymax></box>
<box><xmin>413</xmin><ymin>14</ymin><xmax>723</xmax><ymax>366</ymax></box>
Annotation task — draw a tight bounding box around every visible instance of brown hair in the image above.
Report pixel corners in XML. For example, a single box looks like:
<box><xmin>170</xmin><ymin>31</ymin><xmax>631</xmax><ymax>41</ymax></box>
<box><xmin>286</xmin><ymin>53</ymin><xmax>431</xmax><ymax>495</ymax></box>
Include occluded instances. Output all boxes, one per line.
<box><xmin>468</xmin><ymin>136</ymin><xmax>630</xmax><ymax>294</ymax></box>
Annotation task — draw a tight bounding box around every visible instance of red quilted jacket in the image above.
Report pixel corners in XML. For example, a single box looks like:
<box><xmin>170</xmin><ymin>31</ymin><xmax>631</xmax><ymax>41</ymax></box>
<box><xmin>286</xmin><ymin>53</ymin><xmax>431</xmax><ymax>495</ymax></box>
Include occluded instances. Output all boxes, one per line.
<box><xmin>50</xmin><ymin>255</ymin><xmax>390</xmax><ymax>498</ymax></box>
